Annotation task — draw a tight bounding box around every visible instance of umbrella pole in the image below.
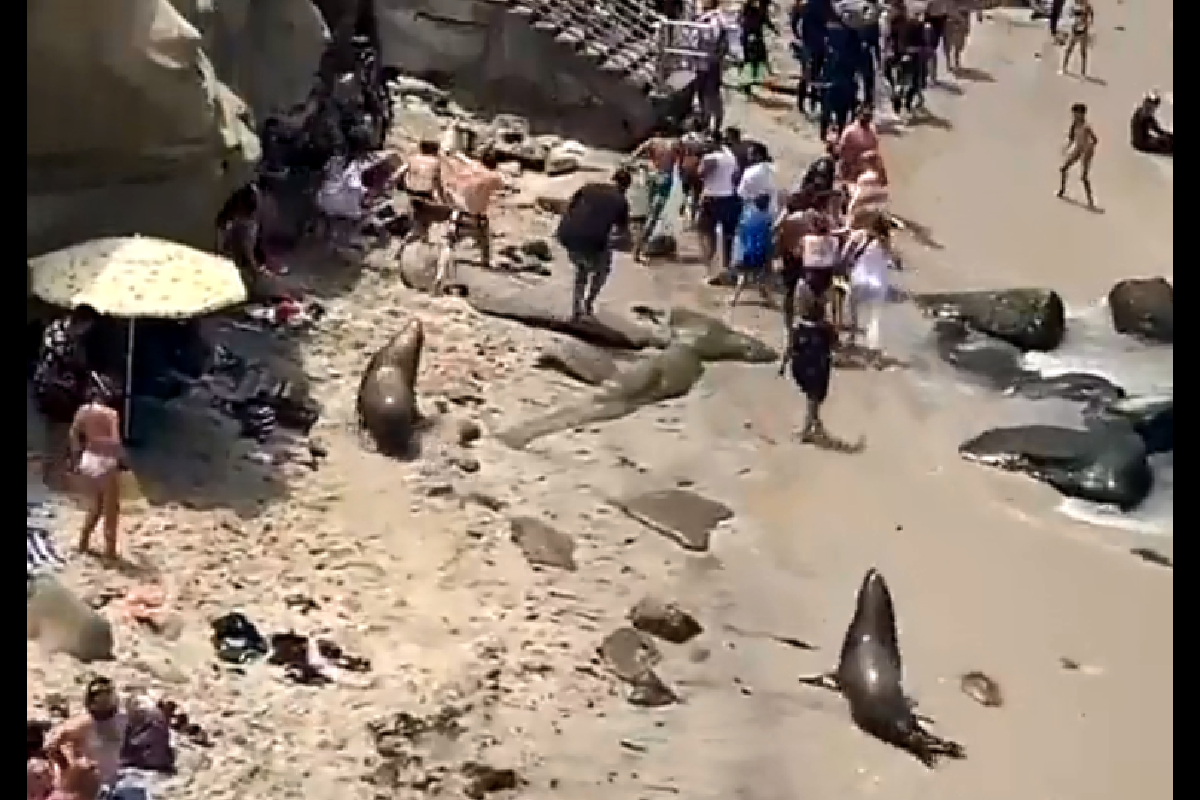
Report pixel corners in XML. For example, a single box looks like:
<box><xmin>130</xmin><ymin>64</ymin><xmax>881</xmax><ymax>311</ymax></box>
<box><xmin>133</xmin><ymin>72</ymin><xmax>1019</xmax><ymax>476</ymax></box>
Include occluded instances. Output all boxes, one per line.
<box><xmin>123</xmin><ymin>319</ymin><xmax>135</xmax><ymax>441</ymax></box>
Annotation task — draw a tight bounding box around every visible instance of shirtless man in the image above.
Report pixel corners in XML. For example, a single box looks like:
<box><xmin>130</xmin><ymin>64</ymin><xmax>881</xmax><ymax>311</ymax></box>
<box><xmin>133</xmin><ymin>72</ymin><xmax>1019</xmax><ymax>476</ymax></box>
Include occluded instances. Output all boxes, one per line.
<box><xmin>397</xmin><ymin>140</ymin><xmax>445</xmax><ymax>243</ymax></box>
<box><xmin>68</xmin><ymin>383</ymin><xmax>125</xmax><ymax>559</ymax></box>
<box><xmin>1058</xmin><ymin>102</ymin><xmax>1099</xmax><ymax>209</ymax></box>
<box><xmin>628</xmin><ymin>131</ymin><xmax>682</xmax><ymax>262</ymax></box>
<box><xmin>44</xmin><ymin>677</ymin><xmax>129</xmax><ymax>793</ymax></box>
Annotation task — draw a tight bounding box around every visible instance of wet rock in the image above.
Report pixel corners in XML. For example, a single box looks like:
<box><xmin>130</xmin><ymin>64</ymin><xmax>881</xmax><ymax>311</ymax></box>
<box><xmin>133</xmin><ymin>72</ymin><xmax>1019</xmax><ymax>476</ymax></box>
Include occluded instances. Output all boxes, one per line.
<box><xmin>959</xmin><ymin>422</ymin><xmax>1153</xmax><ymax>510</ymax></box>
<box><xmin>509</xmin><ymin>517</ymin><xmax>577</xmax><ymax>571</ymax></box>
<box><xmin>599</xmin><ymin>627</ymin><xmax>662</xmax><ymax>681</ymax></box>
<box><xmin>27</xmin><ymin>574</ymin><xmax>115</xmax><ymax>663</ymax></box>
<box><xmin>629</xmin><ymin>596</ymin><xmax>703</xmax><ymax>644</ymax></box>
<box><xmin>915</xmin><ymin>288</ymin><xmax>1067</xmax><ymax>351</ymax></box>
<box><xmin>611</xmin><ymin>488</ymin><xmax>734</xmax><ymax>552</ymax></box>
<box><xmin>1108</xmin><ymin>277</ymin><xmax>1173</xmax><ymax>343</ymax></box>
<box><xmin>1009</xmin><ymin>372</ymin><xmax>1126</xmax><ymax>405</ymax></box>
<box><xmin>668</xmin><ymin>307</ymin><xmax>778</xmax><ymax>362</ymax></box>
<box><xmin>934</xmin><ymin>319</ymin><xmax>1029</xmax><ymax>389</ymax></box>
<box><xmin>627</xmin><ymin>671</ymin><xmax>679</xmax><ymax>707</ymax></box>
<box><xmin>534</xmin><ymin>334</ymin><xmax>618</xmax><ymax>386</ymax></box>
<box><xmin>1091</xmin><ymin>394</ymin><xmax>1173</xmax><ymax>455</ymax></box>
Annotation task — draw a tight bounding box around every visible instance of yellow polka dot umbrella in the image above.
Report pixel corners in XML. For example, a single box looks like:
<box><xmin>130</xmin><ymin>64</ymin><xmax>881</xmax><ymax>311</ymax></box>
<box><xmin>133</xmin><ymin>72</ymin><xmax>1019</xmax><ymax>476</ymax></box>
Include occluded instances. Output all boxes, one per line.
<box><xmin>27</xmin><ymin>235</ymin><xmax>248</xmax><ymax>319</ymax></box>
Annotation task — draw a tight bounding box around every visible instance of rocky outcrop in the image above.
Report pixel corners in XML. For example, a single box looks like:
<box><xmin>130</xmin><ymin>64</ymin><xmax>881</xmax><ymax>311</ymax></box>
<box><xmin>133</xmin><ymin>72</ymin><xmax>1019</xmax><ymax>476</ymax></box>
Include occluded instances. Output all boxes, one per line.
<box><xmin>28</xmin><ymin>0</ymin><xmax>330</xmax><ymax>257</ymax></box>
<box><xmin>959</xmin><ymin>422</ymin><xmax>1153</xmax><ymax>511</ymax></box>
<box><xmin>915</xmin><ymin>289</ymin><xmax>1067</xmax><ymax>352</ymax></box>
<box><xmin>1108</xmin><ymin>278</ymin><xmax>1173</xmax><ymax>343</ymax></box>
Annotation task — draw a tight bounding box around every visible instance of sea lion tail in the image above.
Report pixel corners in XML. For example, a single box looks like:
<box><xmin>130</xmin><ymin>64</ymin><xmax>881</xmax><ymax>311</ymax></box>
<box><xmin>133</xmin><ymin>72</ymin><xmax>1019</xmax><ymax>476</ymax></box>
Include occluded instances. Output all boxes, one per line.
<box><xmin>911</xmin><ymin>727</ymin><xmax>967</xmax><ymax>767</ymax></box>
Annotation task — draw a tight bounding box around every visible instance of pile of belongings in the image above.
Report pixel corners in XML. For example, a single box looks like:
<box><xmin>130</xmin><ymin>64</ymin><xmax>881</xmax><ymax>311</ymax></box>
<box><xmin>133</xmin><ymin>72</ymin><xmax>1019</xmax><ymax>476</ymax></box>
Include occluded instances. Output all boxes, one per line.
<box><xmin>27</xmin><ymin>496</ymin><xmax>66</xmax><ymax>579</ymax></box>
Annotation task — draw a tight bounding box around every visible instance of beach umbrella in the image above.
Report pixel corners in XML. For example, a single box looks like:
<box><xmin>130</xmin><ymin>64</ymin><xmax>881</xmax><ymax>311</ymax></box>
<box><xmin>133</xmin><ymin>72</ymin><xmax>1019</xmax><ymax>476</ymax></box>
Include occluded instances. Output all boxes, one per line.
<box><xmin>28</xmin><ymin>236</ymin><xmax>248</xmax><ymax>438</ymax></box>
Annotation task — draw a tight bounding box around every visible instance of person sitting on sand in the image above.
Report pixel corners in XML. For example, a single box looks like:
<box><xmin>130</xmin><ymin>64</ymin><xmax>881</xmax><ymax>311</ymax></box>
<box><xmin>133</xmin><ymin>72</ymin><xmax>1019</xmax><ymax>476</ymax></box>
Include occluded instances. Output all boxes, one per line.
<box><xmin>1058</xmin><ymin>101</ymin><xmax>1099</xmax><ymax>209</ymax></box>
<box><xmin>45</xmin><ymin>678</ymin><xmax>129</xmax><ymax>792</ymax></box>
<box><xmin>1130</xmin><ymin>92</ymin><xmax>1173</xmax><ymax>156</ymax></box>
<box><xmin>68</xmin><ymin>380</ymin><xmax>125</xmax><ymax>560</ymax></box>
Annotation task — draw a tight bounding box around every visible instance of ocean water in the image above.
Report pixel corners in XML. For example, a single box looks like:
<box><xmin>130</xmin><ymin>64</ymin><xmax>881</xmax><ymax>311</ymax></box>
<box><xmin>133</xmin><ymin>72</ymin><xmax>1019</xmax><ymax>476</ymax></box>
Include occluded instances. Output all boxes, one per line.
<box><xmin>880</xmin><ymin>300</ymin><xmax>1173</xmax><ymax>536</ymax></box>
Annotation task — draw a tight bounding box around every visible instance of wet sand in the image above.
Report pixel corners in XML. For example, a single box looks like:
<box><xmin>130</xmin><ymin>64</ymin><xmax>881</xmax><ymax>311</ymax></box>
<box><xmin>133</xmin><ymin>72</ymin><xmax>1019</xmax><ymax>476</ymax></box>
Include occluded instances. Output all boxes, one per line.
<box><xmin>27</xmin><ymin>3</ymin><xmax>1171</xmax><ymax>799</ymax></box>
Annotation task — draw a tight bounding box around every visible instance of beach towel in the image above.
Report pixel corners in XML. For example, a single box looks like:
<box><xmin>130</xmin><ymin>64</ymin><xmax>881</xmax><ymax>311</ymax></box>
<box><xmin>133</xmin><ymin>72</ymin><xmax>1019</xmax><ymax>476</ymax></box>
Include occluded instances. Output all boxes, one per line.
<box><xmin>27</xmin><ymin>501</ymin><xmax>65</xmax><ymax>578</ymax></box>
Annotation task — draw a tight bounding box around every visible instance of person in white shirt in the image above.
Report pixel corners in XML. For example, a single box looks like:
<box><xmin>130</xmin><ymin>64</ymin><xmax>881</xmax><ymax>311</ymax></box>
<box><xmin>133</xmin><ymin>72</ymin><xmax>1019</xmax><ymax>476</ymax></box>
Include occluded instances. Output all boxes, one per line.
<box><xmin>844</xmin><ymin>212</ymin><xmax>895</xmax><ymax>352</ymax></box>
<box><xmin>697</xmin><ymin>130</ymin><xmax>743</xmax><ymax>275</ymax></box>
<box><xmin>736</xmin><ymin>141</ymin><xmax>778</xmax><ymax>215</ymax></box>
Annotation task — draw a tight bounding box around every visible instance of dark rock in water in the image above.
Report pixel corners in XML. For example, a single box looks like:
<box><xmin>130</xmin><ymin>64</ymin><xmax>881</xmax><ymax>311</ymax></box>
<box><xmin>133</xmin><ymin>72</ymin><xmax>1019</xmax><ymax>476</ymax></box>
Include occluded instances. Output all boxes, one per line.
<box><xmin>915</xmin><ymin>289</ymin><xmax>1067</xmax><ymax>352</ymax></box>
<box><xmin>1108</xmin><ymin>278</ymin><xmax>1173</xmax><ymax>343</ymax></box>
<box><xmin>600</xmin><ymin>627</ymin><xmax>662</xmax><ymax>682</ymax></box>
<box><xmin>933</xmin><ymin>319</ymin><xmax>1029</xmax><ymax>389</ymax></box>
<box><xmin>627</xmin><ymin>670</ymin><xmax>679</xmax><ymax>707</ymax></box>
<box><xmin>629</xmin><ymin>596</ymin><xmax>704</xmax><ymax>644</ymax></box>
<box><xmin>1092</xmin><ymin>395</ymin><xmax>1173</xmax><ymax>455</ymax></box>
<box><xmin>533</xmin><ymin>334</ymin><xmax>618</xmax><ymax>386</ymax></box>
<box><xmin>497</xmin><ymin>342</ymin><xmax>704</xmax><ymax>450</ymax></box>
<box><xmin>509</xmin><ymin>517</ymin><xmax>577</xmax><ymax>571</ymax></box>
<box><xmin>611</xmin><ymin>488</ymin><xmax>734</xmax><ymax>552</ymax></box>
<box><xmin>668</xmin><ymin>307</ymin><xmax>778</xmax><ymax>363</ymax></box>
<box><xmin>959</xmin><ymin>422</ymin><xmax>1153</xmax><ymax>510</ymax></box>
<box><xmin>1009</xmin><ymin>372</ymin><xmax>1126</xmax><ymax>405</ymax></box>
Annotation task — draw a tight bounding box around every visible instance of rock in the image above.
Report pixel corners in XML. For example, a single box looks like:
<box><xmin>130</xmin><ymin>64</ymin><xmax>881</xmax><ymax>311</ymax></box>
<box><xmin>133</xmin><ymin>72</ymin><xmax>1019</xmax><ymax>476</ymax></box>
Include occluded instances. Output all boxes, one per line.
<box><xmin>668</xmin><ymin>307</ymin><xmax>778</xmax><ymax>363</ymax></box>
<box><xmin>509</xmin><ymin>517</ymin><xmax>577</xmax><ymax>571</ymax></box>
<box><xmin>627</xmin><ymin>670</ymin><xmax>679</xmax><ymax>707</ymax></box>
<box><xmin>497</xmin><ymin>343</ymin><xmax>704</xmax><ymax>450</ymax></box>
<box><xmin>1108</xmin><ymin>278</ymin><xmax>1173</xmax><ymax>343</ymax></box>
<box><xmin>1009</xmin><ymin>372</ymin><xmax>1126</xmax><ymax>405</ymax></box>
<box><xmin>629</xmin><ymin>597</ymin><xmax>703</xmax><ymax>644</ymax></box>
<box><xmin>396</xmin><ymin>241</ymin><xmax>441</xmax><ymax>292</ymax></box>
<box><xmin>478</xmin><ymin>114</ymin><xmax>547</xmax><ymax>171</ymax></box>
<box><xmin>611</xmin><ymin>489</ymin><xmax>734</xmax><ymax>552</ymax></box>
<box><xmin>27</xmin><ymin>574</ymin><xmax>115</xmax><ymax>662</ymax></box>
<box><xmin>545</xmin><ymin>141</ymin><xmax>588</xmax><ymax>176</ymax></box>
<box><xmin>536</xmin><ymin>194</ymin><xmax>572</xmax><ymax>216</ymax></box>
<box><xmin>914</xmin><ymin>289</ymin><xmax>1067</xmax><ymax>352</ymax></box>
<box><xmin>462</xmin><ymin>763</ymin><xmax>521</xmax><ymax>798</ymax></box>
<box><xmin>933</xmin><ymin>319</ymin><xmax>1030</xmax><ymax>389</ymax></box>
<box><xmin>450</xmin><ymin>454</ymin><xmax>481</xmax><ymax>473</ymax></box>
<box><xmin>959</xmin><ymin>422</ymin><xmax>1153</xmax><ymax>510</ymax></box>
<box><xmin>533</xmin><ymin>334</ymin><xmax>619</xmax><ymax>386</ymax></box>
<box><xmin>520</xmin><ymin>239</ymin><xmax>554</xmax><ymax>262</ymax></box>
<box><xmin>453</xmin><ymin>418</ymin><xmax>483</xmax><ymax>447</ymax></box>
<box><xmin>1092</xmin><ymin>394</ymin><xmax>1173</xmax><ymax>455</ymax></box>
<box><xmin>599</xmin><ymin>627</ymin><xmax>662</xmax><ymax>681</ymax></box>
<box><xmin>28</xmin><ymin>0</ymin><xmax>259</xmax><ymax>255</ymax></box>
<box><xmin>388</xmin><ymin>75</ymin><xmax>449</xmax><ymax>104</ymax></box>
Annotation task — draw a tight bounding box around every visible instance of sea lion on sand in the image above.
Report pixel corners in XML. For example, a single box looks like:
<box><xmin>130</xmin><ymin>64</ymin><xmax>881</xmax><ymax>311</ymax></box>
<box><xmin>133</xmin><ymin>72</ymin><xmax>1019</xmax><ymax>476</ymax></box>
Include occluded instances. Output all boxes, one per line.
<box><xmin>357</xmin><ymin>320</ymin><xmax>425</xmax><ymax>457</ymax></box>
<box><xmin>798</xmin><ymin>569</ymin><xmax>966</xmax><ymax>768</ymax></box>
<box><xmin>27</xmin><ymin>574</ymin><xmax>114</xmax><ymax>662</ymax></box>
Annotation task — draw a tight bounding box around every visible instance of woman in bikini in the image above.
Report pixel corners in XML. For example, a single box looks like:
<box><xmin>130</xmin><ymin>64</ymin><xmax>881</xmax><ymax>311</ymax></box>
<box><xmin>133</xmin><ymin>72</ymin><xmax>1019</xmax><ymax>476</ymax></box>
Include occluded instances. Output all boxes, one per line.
<box><xmin>68</xmin><ymin>381</ymin><xmax>125</xmax><ymax>560</ymax></box>
<box><xmin>1060</xmin><ymin>0</ymin><xmax>1095</xmax><ymax>78</ymax></box>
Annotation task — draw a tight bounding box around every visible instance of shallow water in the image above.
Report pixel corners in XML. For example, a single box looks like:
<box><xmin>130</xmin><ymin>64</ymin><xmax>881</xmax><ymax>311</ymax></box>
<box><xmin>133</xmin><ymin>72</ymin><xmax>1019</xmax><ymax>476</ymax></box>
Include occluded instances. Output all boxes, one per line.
<box><xmin>879</xmin><ymin>299</ymin><xmax>1173</xmax><ymax>536</ymax></box>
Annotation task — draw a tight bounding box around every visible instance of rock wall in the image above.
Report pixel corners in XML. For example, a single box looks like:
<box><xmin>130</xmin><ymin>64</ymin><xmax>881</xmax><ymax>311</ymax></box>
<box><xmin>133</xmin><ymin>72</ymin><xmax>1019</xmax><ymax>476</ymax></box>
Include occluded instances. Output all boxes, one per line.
<box><xmin>27</xmin><ymin>0</ymin><xmax>328</xmax><ymax>258</ymax></box>
<box><xmin>373</xmin><ymin>0</ymin><xmax>659</xmax><ymax>149</ymax></box>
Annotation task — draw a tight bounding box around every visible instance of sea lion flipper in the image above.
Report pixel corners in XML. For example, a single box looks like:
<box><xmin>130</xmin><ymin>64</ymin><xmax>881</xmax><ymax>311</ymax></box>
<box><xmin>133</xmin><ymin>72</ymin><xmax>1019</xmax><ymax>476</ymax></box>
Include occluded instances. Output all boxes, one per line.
<box><xmin>798</xmin><ymin>672</ymin><xmax>841</xmax><ymax>693</ymax></box>
<box><xmin>910</xmin><ymin>726</ymin><xmax>966</xmax><ymax>768</ymax></box>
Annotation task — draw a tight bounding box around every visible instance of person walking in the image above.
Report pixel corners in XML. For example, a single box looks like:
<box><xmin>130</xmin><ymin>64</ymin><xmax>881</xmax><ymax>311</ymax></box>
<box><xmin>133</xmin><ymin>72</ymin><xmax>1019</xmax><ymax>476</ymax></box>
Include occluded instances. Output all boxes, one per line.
<box><xmin>696</xmin><ymin>130</ymin><xmax>743</xmax><ymax>276</ymax></box>
<box><xmin>68</xmin><ymin>381</ymin><xmax>126</xmax><ymax>561</ymax></box>
<box><xmin>697</xmin><ymin>0</ymin><xmax>734</xmax><ymax>132</ymax></box>
<box><xmin>1049</xmin><ymin>0</ymin><xmax>1067</xmax><ymax>40</ymax></box>
<box><xmin>556</xmin><ymin>168</ymin><xmax>633</xmax><ymax>318</ymax></box>
<box><xmin>740</xmin><ymin>0</ymin><xmax>778</xmax><ymax>95</ymax></box>
<box><xmin>1059</xmin><ymin>0</ymin><xmax>1094</xmax><ymax>78</ymax></box>
<box><xmin>1058</xmin><ymin>102</ymin><xmax>1099</xmax><ymax>209</ymax></box>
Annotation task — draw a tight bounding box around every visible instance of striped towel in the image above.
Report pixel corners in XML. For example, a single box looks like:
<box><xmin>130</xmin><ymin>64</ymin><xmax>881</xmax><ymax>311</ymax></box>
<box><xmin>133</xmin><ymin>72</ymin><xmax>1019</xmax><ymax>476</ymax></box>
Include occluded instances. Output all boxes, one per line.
<box><xmin>27</xmin><ymin>500</ymin><xmax>66</xmax><ymax>577</ymax></box>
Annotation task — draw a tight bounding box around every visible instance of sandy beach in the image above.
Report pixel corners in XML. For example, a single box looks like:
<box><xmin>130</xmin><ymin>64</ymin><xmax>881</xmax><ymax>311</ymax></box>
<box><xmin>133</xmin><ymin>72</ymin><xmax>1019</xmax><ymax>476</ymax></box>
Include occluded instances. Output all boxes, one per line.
<box><xmin>28</xmin><ymin>2</ymin><xmax>1171</xmax><ymax>799</ymax></box>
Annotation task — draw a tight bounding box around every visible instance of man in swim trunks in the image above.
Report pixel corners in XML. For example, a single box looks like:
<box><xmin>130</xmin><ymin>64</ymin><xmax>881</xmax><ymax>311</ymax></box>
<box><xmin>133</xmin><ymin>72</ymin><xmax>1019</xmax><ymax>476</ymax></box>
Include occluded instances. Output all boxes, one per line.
<box><xmin>1058</xmin><ymin>101</ymin><xmax>1099</xmax><ymax>209</ymax></box>
<box><xmin>629</xmin><ymin>131</ymin><xmax>682</xmax><ymax>262</ymax></box>
<box><xmin>68</xmin><ymin>381</ymin><xmax>125</xmax><ymax>560</ymax></box>
<box><xmin>398</xmin><ymin>139</ymin><xmax>445</xmax><ymax>243</ymax></box>
<box><xmin>45</xmin><ymin>677</ymin><xmax>129</xmax><ymax>792</ymax></box>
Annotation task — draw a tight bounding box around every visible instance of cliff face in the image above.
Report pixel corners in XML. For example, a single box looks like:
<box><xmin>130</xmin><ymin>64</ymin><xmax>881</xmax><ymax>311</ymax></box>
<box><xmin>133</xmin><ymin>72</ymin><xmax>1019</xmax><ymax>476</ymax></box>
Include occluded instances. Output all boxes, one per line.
<box><xmin>26</xmin><ymin>0</ymin><xmax>328</xmax><ymax>257</ymax></box>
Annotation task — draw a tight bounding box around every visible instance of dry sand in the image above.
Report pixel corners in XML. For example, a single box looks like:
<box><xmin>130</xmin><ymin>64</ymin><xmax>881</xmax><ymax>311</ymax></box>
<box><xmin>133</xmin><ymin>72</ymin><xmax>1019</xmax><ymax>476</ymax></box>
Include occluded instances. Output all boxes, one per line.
<box><xmin>28</xmin><ymin>3</ymin><xmax>1171</xmax><ymax>799</ymax></box>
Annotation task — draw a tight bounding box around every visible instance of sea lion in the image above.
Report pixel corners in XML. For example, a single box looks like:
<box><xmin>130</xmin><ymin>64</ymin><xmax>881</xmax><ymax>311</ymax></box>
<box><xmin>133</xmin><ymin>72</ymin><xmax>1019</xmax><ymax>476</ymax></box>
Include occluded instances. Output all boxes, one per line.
<box><xmin>798</xmin><ymin>569</ymin><xmax>966</xmax><ymax>768</ymax></box>
<box><xmin>357</xmin><ymin>320</ymin><xmax>425</xmax><ymax>458</ymax></box>
<box><xmin>27</xmin><ymin>574</ymin><xmax>114</xmax><ymax>662</ymax></box>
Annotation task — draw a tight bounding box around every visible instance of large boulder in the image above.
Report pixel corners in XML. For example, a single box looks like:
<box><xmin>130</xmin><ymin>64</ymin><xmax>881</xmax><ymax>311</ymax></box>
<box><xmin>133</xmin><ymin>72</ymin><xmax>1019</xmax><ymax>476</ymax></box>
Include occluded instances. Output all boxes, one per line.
<box><xmin>959</xmin><ymin>422</ymin><xmax>1153</xmax><ymax>511</ymax></box>
<box><xmin>914</xmin><ymin>289</ymin><xmax>1067</xmax><ymax>352</ymax></box>
<box><xmin>28</xmin><ymin>0</ymin><xmax>261</xmax><ymax>256</ymax></box>
<box><xmin>1107</xmin><ymin>278</ymin><xmax>1173</xmax><ymax>343</ymax></box>
<box><xmin>1090</xmin><ymin>394</ymin><xmax>1173</xmax><ymax>455</ymax></box>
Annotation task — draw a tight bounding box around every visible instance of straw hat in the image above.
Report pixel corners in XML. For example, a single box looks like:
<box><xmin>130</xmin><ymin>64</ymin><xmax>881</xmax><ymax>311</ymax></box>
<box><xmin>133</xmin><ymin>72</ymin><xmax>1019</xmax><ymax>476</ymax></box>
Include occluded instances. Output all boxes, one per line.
<box><xmin>28</xmin><ymin>236</ymin><xmax>248</xmax><ymax>319</ymax></box>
